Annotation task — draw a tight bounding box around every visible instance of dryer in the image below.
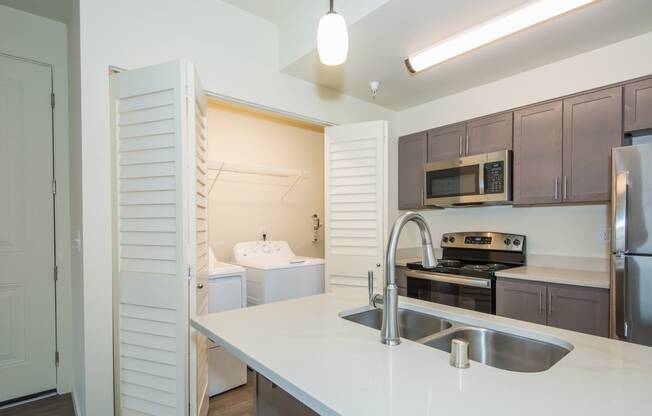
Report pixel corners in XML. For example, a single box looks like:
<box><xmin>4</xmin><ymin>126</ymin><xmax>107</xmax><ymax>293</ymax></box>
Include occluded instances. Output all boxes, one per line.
<box><xmin>232</xmin><ymin>241</ymin><xmax>324</xmax><ymax>306</ymax></box>
<box><xmin>207</xmin><ymin>249</ymin><xmax>247</xmax><ymax>396</ymax></box>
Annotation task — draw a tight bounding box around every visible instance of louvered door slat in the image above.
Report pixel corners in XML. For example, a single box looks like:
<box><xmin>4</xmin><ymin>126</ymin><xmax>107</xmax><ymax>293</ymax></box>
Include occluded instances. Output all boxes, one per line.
<box><xmin>325</xmin><ymin>121</ymin><xmax>388</xmax><ymax>294</ymax></box>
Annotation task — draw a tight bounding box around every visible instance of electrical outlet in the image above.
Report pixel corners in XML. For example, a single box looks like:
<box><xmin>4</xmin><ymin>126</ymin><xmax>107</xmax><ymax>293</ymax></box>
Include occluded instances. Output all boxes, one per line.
<box><xmin>598</xmin><ymin>228</ymin><xmax>610</xmax><ymax>245</ymax></box>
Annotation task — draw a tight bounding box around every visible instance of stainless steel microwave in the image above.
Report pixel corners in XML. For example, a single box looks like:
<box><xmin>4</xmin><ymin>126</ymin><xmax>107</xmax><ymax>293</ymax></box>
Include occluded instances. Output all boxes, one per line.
<box><xmin>424</xmin><ymin>150</ymin><xmax>512</xmax><ymax>207</ymax></box>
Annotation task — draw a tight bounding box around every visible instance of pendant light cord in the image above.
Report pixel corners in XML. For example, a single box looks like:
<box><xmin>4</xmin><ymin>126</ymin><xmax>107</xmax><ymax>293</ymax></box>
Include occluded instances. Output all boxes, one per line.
<box><xmin>329</xmin><ymin>0</ymin><xmax>334</xmax><ymax>13</ymax></box>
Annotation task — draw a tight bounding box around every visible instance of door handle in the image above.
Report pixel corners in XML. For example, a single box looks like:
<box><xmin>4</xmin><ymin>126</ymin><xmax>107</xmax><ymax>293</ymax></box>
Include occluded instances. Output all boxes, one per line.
<box><xmin>538</xmin><ymin>290</ymin><xmax>543</xmax><ymax>315</ymax></box>
<box><xmin>612</xmin><ymin>255</ymin><xmax>627</xmax><ymax>339</ymax></box>
<box><xmin>197</xmin><ymin>283</ymin><xmax>204</xmax><ymax>289</ymax></box>
<box><xmin>613</xmin><ymin>171</ymin><xmax>628</xmax><ymax>254</ymax></box>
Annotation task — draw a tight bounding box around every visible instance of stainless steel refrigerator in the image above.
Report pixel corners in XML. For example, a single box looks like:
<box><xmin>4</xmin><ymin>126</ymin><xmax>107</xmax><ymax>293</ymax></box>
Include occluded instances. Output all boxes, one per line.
<box><xmin>611</xmin><ymin>143</ymin><xmax>652</xmax><ymax>346</ymax></box>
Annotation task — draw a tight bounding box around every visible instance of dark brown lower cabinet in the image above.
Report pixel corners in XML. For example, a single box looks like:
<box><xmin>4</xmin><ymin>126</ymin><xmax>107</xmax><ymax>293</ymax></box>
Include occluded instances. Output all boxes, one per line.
<box><xmin>547</xmin><ymin>284</ymin><xmax>609</xmax><ymax>337</ymax></box>
<box><xmin>256</xmin><ymin>373</ymin><xmax>317</xmax><ymax>416</ymax></box>
<box><xmin>496</xmin><ymin>278</ymin><xmax>609</xmax><ymax>337</ymax></box>
<box><xmin>496</xmin><ymin>278</ymin><xmax>547</xmax><ymax>325</ymax></box>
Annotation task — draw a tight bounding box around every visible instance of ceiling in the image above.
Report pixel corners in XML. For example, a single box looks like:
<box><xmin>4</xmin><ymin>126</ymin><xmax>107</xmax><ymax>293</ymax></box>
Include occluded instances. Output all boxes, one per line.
<box><xmin>0</xmin><ymin>0</ymin><xmax>71</xmax><ymax>23</ymax></box>
<box><xmin>228</xmin><ymin>0</ymin><xmax>652</xmax><ymax>110</ymax></box>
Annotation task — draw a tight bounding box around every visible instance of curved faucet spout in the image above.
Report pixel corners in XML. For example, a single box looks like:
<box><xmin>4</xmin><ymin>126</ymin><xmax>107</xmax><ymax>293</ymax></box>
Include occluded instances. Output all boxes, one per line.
<box><xmin>380</xmin><ymin>212</ymin><xmax>436</xmax><ymax>346</ymax></box>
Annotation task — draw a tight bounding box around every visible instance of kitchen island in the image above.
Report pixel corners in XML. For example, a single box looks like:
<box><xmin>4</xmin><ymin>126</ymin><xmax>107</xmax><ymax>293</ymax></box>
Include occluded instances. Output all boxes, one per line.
<box><xmin>191</xmin><ymin>292</ymin><xmax>652</xmax><ymax>415</ymax></box>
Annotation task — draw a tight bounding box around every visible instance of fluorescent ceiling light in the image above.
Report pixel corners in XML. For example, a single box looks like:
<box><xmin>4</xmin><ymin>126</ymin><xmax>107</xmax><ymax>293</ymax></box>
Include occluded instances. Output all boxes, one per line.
<box><xmin>405</xmin><ymin>0</ymin><xmax>598</xmax><ymax>74</ymax></box>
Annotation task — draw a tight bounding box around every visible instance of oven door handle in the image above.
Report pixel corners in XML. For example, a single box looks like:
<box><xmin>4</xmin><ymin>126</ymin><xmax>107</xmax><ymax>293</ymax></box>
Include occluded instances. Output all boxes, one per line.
<box><xmin>406</xmin><ymin>271</ymin><xmax>491</xmax><ymax>288</ymax></box>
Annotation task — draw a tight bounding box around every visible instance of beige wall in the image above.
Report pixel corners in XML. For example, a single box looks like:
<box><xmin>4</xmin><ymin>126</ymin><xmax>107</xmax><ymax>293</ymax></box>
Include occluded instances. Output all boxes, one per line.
<box><xmin>207</xmin><ymin>101</ymin><xmax>325</xmax><ymax>261</ymax></box>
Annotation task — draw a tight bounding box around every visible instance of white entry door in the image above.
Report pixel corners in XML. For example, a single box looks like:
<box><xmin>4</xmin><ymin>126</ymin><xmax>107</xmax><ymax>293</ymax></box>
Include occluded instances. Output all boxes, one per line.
<box><xmin>324</xmin><ymin>121</ymin><xmax>388</xmax><ymax>295</ymax></box>
<box><xmin>0</xmin><ymin>55</ymin><xmax>56</xmax><ymax>402</ymax></box>
<box><xmin>112</xmin><ymin>60</ymin><xmax>207</xmax><ymax>415</ymax></box>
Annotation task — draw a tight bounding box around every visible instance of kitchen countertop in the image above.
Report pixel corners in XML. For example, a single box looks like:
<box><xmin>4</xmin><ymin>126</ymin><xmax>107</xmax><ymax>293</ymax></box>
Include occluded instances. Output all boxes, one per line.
<box><xmin>496</xmin><ymin>266</ymin><xmax>610</xmax><ymax>289</ymax></box>
<box><xmin>192</xmin><ymin>292</ymin><xmax>652</xmax><ymax>415</ymax></box>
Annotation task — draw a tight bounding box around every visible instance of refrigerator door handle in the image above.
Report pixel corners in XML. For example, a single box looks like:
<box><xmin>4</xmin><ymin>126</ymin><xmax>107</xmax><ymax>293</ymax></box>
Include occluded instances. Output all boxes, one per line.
<box><xmin>611</xmin><ymin>255</ymin><xmax>628</xmax><ymax>339</ymax></box>
<box><xmin>613</xmin><ymin>171</ymin><xmax>629</xmax><ymax>254</ymax></box>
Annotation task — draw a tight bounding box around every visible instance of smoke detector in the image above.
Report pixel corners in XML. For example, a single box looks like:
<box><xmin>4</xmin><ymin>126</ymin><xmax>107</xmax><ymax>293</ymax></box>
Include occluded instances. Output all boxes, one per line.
<box><xmin>369</xmin><ymin>80</ymin><xmax>381</xmax><ymax>99</ymax></box>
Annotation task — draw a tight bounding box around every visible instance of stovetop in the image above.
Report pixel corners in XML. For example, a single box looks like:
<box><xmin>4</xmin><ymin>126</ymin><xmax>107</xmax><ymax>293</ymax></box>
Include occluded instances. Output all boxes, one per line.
<box><xmin>406</xmin><ymin>260</ymin><xmax>514</xmax><ymax>279</ymax></box>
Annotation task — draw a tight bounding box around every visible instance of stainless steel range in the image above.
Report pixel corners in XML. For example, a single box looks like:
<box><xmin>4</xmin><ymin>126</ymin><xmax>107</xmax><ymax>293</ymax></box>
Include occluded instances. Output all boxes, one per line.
<box><xmin>406</xmin><ymin>231</ymin><xmax>526</xmax><ymax>314</ymax></box>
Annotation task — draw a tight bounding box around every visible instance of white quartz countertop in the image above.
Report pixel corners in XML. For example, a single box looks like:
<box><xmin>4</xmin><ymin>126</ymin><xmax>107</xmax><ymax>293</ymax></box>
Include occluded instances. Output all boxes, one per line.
<box><xmin>192</xmin><ymin>293</ymin><xmax>652</xmax><ymax>416</ymax></box>
<box><xmin>496</xmin><ymin>266</ymin><xmax>610</xmax><ymax>289</ymax></box>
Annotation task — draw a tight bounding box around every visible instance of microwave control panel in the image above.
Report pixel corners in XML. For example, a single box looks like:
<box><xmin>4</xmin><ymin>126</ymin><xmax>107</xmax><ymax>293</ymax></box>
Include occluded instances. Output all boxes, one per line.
<box><xmin>484</xmin><ymin>161</ymin><xmax>504</xmax><ymax>194</ymax></box>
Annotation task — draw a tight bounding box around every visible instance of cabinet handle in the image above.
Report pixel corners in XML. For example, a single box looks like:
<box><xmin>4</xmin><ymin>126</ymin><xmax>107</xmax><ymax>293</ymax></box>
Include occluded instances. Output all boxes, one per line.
<box><xmin>465</xmin><ymin>135</ymin><xmax>469</xmax><ymax>155</ymax></box>
<box><xmin>459</xmin><ymin>136</ymin><xmax>463</xmax><ymax>156</ymax></box>
<box><xmin>197</xmin><ymin>283</ymin><xmax>204</xmax><ymax>289</ymax></box>
<box><xmin>554</xmin><ymin>177</ymin><xmax>559</xmax><ymax>200</ymax></box>
<box><xmin>548</xmin><ymin>291</ymin><xmax>553</xmax><ymax>314</ymax></box>
<box><xmin>539</xmin><ymin>290</ymin><xmax>543</xmax><ymax>315</ymax></box>
<box><xmin>563</xmin><ymin>175</ymin><xmax>568</xmax><ymax>200</ymax></box>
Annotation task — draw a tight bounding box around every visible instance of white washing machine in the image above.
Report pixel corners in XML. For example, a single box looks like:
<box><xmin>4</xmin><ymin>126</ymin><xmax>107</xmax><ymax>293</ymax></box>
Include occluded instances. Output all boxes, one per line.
<box><xmin>207</xmin><ymin>249</ymin><xmax>247</xmax><ymax>396</ymax></box>
<box><xmin>232</xmin><ymin>241</ymin><xmax>324</xmax><ymax>306</ymax></box>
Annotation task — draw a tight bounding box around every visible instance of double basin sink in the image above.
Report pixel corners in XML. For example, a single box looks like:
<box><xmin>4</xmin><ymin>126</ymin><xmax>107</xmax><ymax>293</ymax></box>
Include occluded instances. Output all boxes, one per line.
<box><xmin>341</xmin><ymin>307</ymin><xmax>571</xmax><ymax>373</ymax></box>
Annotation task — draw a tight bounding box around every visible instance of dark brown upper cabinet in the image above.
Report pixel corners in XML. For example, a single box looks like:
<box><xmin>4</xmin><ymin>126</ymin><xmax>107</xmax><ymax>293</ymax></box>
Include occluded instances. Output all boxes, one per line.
<box><xmin>562</xmin><ymin>87</ymin><xmax>622</xmax><ymax>203</ymax></box>
<box><xmin>427</xmin><ymin>123</ymin><xmax>466</xmax><ymax>163</ymax></box>
<box><xmin>513</xmin><ymin>101</ymin><xmax>563</xmax><ymax>205</ymax></box>
<box><xmin>398</xmin><ymin>132</ymin><xmax>427</xmax><ymax>210</ymax></box>
<box><xmin>624</xmin><ymin>77</ymin><xmax>652</xmax><ymax>132</ymax></box>
<box><xmin>466</xmin><ymin>112</ymin><xmax>513</xmax><ymax>156</ymax></box>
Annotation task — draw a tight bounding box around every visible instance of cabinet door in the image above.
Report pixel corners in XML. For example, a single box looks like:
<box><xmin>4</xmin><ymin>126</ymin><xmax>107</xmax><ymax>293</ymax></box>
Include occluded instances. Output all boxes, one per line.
<box><xmin>624</xmin><ymin>77</ymin><xmax>652</xmax><ymax>132</ymax></box>
<box><xmin>466</xmin><ymin>112</ymin><xmax>513</xmax><ymax>156</ymax></box>
<box><xmin>547</xmin><ymin>284</ymin><xmax>609</xmax><ymax>337</ymax></box>
<box><xmin>398</xmin><ymin>132</ymin><xmax>427</xmax><ymax>209</ymax></box>
<box><xmin>513</xmin><ymin>101</ymin><xmax>563</xmax><ymax>205</ymax></box>
<box><xmin>256</xmin><ymin>373</ymin><xmax>318</xmax><ymax>416</ymax></box>
<box><xmin>496</xmin><ymin>278</ymin><xmax>547</xmax><ymax>325</ymax></box>
<box><xmin>427</xmin><ymin>123</ymin><xmax>466</xmax><ymax>163</ymax></box>
<box><xmin>563</xmin><ymin>87</ymin><xmax>622</xmax><ymax>203</ymax></box>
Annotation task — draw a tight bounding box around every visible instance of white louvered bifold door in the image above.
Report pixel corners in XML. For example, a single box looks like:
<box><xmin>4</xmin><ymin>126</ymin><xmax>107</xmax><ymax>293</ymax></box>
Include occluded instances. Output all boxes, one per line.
<box><xmin>325</xmin><ymin>121</ymin><xmax>388</xmax><ymax>295</ymax></box>
<box><xmin>186</xmin><ymin>62</ymin><xmax>209</xmax><ymax>416</ymax></box>
<box><xmin>113</xmin><ymin>60</ymin><xmax>206</xmax><ymax>416</ymax></box>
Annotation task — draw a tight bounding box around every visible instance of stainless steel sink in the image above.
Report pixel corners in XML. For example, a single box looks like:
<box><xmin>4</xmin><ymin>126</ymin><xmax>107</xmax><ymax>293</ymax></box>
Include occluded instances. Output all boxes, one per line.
<box><xmin>341</xmin><ymin>308</ymin><xmax>452</xmax><ymax>341</ymax></box>
<box><xmin>422</xmin><ymin>327</ymin><xmax>571</xmax><ymax>373</ymax></box>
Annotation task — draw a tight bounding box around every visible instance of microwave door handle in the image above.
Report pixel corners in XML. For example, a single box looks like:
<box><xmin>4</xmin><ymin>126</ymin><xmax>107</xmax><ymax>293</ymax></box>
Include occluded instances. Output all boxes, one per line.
<box><xmin>613</xmin><ymin>171</ymin><xmax>628</xmax><ymax>254</ymax></box>
<box><xmin>478</xmin><ymin>163</ymin><xmax>485</xmax><ymax>195</ymax></box>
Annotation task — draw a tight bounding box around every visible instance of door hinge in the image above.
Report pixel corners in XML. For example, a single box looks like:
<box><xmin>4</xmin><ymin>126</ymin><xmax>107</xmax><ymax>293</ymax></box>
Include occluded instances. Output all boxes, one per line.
<box><xmin>187</xmin><ymin>266</ymin><xmax>192</xmax><ymax>280</ymax></box>
<box><xmin>52</xmin><ymin>179</ymin><xmax>57</xmax><ymax>195</ymax></box>
<box><xmin>51</xmin><ymin>92</ymin><xmax>55</xmax><ymax>109</ymax></box>
<box><xmin>54</xmin><ymin>265</ymin><xmax>58</xmax><ymax>282</ymax></box>
<box><xmin>55</xmin><ymin>351</ymin><xmax>60</xmax><ymax>366</ymax></box>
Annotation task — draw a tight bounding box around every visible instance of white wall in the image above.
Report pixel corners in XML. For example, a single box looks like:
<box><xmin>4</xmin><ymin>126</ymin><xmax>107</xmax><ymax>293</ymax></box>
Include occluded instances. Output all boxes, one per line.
<box><xmin>395</xmin><ymin>31</ymin><xmax>652</xmax><ymax>260</ymax></box>
<box><xmin>75</xmin><ymin>0</ymin><xmax>395</xmax><ymax>414</ymax></box>
<box><xmin>206</xmin><ymin>102</ymin><xmax>325</xmax><ymax>261</ymax></box>
<box><xmin>0</xmin><ymin>2</ymin><xmax>74</xmax><ymax>397</ymax></box>
<box><xmin>67</xmin><ymin>0</ymin><xmax>85</xmax><ymax>414</ymax></box>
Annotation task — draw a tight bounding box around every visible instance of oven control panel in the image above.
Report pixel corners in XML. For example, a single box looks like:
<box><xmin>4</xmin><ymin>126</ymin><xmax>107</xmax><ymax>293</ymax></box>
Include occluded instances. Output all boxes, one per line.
<box><xmin>441</xmin><ymin>232</ymin><xmax>525</xmax><ymax>252</ymax></box>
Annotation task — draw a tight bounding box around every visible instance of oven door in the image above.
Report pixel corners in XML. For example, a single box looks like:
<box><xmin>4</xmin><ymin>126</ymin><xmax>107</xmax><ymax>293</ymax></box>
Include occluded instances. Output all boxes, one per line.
<box><xmin>406</xmin><ymin>270</ymin><xmax>495</xmax><ymax>314</ymax></box>
<box><xmin>424</xmin><ymin>150</ymin><xmax>511</xmax><ymax>206</ymax></box>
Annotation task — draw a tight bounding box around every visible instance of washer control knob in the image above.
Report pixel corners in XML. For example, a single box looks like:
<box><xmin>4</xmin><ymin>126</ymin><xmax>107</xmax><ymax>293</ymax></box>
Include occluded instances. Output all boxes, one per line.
<box><xmin>504</xmin><ymin>238</ymin><xmax>511</xmax><ymax>246</ymax></box>
<box><xmin>513</xmin><ymin>239</ymin><xmax>521</xmax><ymax>247</ymax></box>
<box><xmin>442</xmin><ymin>236</ymin><xmax>449</xmax><ymax>243</ymax></box>
<box><xmin>449</xmin><ymin>236</ymin><xmax>455</xmax><ymax>243</ymax></box>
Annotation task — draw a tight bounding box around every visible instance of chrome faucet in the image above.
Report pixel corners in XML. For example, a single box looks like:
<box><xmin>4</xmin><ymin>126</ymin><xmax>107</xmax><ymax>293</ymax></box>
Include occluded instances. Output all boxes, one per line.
<box><xmin>379</xmin><ymin>212</ymin><xmax>436</xmax><ymax>346</ymax></box>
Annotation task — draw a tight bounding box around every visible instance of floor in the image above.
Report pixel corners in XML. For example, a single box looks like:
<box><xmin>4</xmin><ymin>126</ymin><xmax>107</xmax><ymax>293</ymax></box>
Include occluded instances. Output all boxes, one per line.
<box><xmin>0</xmin><ymin>371</ymin><xmax>254</xmax><ymax>416</ymax></box>
<box><xmin>0</xmin><ymin>394</ymin><xmax>74</xmax><ymax>416</ymax></box>
<box><xmin>209</xmin><ymin>369</ymin><xmax>255</xmax><ymax>416</ymax></box>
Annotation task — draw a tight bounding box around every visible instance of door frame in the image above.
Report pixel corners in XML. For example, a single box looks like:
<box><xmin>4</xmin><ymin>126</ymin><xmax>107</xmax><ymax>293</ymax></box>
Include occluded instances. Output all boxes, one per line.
<box><xmin>0</xmin><ymin>52</ymin><xmax>61</xmax><ymax>400</ymax></box>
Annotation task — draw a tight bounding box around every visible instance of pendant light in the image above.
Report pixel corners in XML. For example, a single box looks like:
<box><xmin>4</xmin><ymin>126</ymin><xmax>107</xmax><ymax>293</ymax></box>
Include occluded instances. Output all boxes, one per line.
<box><xmin>317</xmin><ymin>0</ymin><xmax>349</xmax><ymax>66</ymax></box>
